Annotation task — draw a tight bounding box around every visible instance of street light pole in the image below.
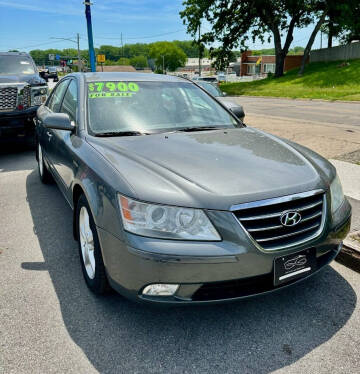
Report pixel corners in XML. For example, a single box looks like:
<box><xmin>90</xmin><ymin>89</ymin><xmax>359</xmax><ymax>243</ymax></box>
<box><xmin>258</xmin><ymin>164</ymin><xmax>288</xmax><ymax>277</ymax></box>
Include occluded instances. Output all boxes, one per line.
<box><xmin>84</xmin><ymin>1</ymin><xmax>96</xmax><ymax>72</ymax></box>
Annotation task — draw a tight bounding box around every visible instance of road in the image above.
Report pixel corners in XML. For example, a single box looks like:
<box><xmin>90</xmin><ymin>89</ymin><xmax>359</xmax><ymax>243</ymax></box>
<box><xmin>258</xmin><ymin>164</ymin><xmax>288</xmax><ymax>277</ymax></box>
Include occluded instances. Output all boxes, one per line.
<box><xmin>233</xmin><ymin>96</ymin><xmax>360</xmax><ymax>127</ymax></box>
<box><xmin>230</xmin><ymin>96</ymin><xmax>360</xmax><ymax>161</ymax></box>
<box><xmin>1</xmin><ymin>150</ymin><xmax>360</xmax><ymax>374</ymax></box>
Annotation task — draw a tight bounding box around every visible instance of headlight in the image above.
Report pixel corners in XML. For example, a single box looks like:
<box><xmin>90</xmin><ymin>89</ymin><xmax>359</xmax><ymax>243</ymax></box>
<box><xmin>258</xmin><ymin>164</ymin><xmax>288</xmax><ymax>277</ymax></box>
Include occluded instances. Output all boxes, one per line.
<box><xmin>118</xmin><ymin>195</ymin><xmax>221</xmax><ymax>241</ymax></box>
<box><xmin>330</xmin><ymin>174</ymin><xmax>344</xmax><ymax>214</ymax></box>
<box><xmin>31</xmin><ymin>86</ymin><xmax>48</xmax><ymax>106</ymax></box>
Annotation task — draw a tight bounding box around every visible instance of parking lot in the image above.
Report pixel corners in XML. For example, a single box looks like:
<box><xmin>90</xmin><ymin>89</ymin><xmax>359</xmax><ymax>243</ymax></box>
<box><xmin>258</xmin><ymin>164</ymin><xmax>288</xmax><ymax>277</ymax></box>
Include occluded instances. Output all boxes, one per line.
<box><xmin>1</xmin><ymin>118</ymin><xmax>360</xmax><ymax>373</ymax></box>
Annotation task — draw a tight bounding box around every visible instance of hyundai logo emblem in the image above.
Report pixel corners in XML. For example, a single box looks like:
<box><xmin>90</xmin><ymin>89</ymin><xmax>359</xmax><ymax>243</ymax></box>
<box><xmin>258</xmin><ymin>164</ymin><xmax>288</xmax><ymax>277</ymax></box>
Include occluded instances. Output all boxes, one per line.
<box><xmin>280</xmin><ymin>211</ymin><xmax>302</xmax><ymax>227</ymax></box>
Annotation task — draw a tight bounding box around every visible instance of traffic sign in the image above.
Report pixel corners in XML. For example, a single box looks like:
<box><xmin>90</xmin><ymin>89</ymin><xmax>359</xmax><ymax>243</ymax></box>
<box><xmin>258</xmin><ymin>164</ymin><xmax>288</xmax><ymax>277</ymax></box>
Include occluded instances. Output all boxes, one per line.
<box><xmin>48</xmin><ymin>54</ymin><xmax>55</xmax><ymax>61</ymax></box>
<box><xmin>97</xmin><ymin>54</ymin><xmax>106</xmax><ymax>63</ymax></box>
<box><xmin>55</xmin><ymin>54</ymin><xmax>60</xmax><ymax>61</ymax></box>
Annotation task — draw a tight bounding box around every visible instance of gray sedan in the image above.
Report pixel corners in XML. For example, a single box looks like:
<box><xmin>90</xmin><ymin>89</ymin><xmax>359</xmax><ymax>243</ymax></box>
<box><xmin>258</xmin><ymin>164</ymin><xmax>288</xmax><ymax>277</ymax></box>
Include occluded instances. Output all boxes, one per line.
<box><xmin>35</xmin><ymin>72</ymin><xmax>351</xmax><ymax>305</ymax></box>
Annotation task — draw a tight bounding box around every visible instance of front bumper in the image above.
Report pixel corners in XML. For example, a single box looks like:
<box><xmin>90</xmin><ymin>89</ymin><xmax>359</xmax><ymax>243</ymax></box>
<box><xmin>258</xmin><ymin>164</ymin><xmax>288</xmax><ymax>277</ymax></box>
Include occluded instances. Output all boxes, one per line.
<box><xmin>0</xmin><ymin>106</ymin><xmax>38</xmax><ymax>141</ymax></box>
<box><xmin>98</xmin><ymin>199</ymin><xmax>351</xmax><ymax>305</ymax></box>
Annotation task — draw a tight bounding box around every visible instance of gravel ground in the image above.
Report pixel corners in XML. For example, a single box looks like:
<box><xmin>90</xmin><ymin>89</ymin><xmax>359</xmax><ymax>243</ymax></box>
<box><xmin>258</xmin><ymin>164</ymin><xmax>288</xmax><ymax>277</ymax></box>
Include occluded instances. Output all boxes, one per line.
<box><xmin>1</xmin><ymin>150</ymin><xmax>360</xmax><ymax>374</ymax></box>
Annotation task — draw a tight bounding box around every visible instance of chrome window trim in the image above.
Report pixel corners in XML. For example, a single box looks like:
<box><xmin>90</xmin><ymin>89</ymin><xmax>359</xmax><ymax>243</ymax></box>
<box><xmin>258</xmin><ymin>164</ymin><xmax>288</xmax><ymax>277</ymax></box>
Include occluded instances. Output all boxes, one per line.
<box><xmin>230</xmin><ymin>189</ymin><xmax>324</xmax><ymax>212</ymax></box>
<box><xmin>231</xmin><ymin>189</ymin><xmax>327</xmax><ymax>252</ymax></box>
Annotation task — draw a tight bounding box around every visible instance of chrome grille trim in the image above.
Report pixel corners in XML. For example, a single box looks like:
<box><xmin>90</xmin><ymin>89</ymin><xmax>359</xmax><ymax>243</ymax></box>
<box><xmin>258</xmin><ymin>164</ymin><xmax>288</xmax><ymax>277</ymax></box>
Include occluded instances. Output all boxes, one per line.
<box><xmin>0</xmin><ymin>86</ymin><xmax>17</xmax><ymax>111</ymax></box>
<box><xmin>256</xmin><ymin>223</ymin><xmax>320</xmax><ymax>243</ymax></box>
<box><xmin>232</xmin><ymin>189</ymin><xmax>326</xmax><ymax>251</ymax></box>
<box><xmin>239</xmin><ymin>199</ymin><xmax>323</xmax><ymax>221</ymax></box>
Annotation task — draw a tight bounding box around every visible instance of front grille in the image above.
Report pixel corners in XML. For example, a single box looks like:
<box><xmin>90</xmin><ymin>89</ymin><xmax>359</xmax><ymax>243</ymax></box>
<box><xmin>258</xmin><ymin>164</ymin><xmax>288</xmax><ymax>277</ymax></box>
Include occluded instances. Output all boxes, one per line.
<box><xmin>233</xmin><ymin>190</ymin><xmax>325</xmax><ymax>250</ymax></box>
<box><xmin>22</xmin><ymin>85</ymin><xmax>31</xmax><ymax>108</ymax></box>
<box><xmin>0</xmin><ymin>86</ymin><xmax>17</xmax><ymax>111</ymax></box>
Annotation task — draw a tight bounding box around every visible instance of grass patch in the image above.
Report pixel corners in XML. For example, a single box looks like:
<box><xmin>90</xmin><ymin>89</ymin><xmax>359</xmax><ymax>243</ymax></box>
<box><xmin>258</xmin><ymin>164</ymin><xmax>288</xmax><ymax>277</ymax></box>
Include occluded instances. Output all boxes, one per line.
<box><xmin>221</xmin><ymin>59</ymin><xmax>360</xmax><ymax>101</ymax></box>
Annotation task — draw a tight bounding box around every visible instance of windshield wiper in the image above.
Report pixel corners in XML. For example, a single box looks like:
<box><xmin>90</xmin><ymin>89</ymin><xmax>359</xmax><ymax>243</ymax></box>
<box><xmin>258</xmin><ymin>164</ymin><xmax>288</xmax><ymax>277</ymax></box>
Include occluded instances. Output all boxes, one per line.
<box><xmin>94</xmin><ymin>131</ymin><xmax>148</xmax><ymax>137</ymax></box>
<box><xmin>174</xmin><ymin>126</ymin><xmax>225</xmax><ymax>133</ymax></box>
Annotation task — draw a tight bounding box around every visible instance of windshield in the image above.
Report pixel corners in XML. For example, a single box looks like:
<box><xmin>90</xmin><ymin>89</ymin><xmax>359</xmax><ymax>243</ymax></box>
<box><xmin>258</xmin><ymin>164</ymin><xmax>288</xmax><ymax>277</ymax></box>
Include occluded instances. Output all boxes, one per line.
<box><xmin>0</xmin><ymin>55</ymin><xmax>36</xmax><ymax>75</ymax></box>
<box><xmin>197</xmin><ymin>82</ymin><xmax>223</xmax><ymax>97</ymax></box>
<box><xmin>87</xmin><ymin>81</ymin><xmax>238</xmax><ymax>134</ymax></box>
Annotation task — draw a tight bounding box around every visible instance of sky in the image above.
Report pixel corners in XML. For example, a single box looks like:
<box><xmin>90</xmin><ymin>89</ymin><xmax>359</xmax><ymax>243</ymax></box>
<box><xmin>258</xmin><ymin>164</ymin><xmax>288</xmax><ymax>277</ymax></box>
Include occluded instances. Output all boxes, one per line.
<box><xmin>0</xmin><ymin>0</ymin><xmax>336</xmax><ymax>53</ymax></box>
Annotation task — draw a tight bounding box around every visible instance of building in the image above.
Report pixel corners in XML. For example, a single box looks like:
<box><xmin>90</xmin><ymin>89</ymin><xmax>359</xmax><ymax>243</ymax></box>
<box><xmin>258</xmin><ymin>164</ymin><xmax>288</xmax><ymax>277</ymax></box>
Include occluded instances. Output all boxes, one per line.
<box><xmin>177</xmin><ymin>57</ymin><xmax>216</xmax><ymax>76</ymax></box>
<box><xmin>240</xmin><ymin>51</ymin><xmax>305</xmax><ymax>76</ymax></box>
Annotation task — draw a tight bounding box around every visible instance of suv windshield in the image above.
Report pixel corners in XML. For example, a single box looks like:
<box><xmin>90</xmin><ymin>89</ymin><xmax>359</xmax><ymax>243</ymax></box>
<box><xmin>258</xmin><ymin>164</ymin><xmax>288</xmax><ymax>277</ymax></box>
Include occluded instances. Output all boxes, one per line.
<box><xmin>87</xmin><ymin>81</ymin><xmax>238</xmax><ymax>134</ymax></box>
<box><xmin>0</xmin><ymin>55</ymin><xmax>36</xmax><ymax>75</ymax></box>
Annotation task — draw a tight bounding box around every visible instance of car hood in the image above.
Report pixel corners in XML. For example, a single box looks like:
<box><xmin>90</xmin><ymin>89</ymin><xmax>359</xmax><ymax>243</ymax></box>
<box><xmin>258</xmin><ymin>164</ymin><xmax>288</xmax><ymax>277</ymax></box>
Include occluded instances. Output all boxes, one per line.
<box><xmin>0</xmin><ymin>73</ymin><xmax>46</xmax><ymax>86</ymax></box>
<box><xmin>87</xmin><ymin>127</ymin><xmax>329</xmax><ymax>210</ymax></box>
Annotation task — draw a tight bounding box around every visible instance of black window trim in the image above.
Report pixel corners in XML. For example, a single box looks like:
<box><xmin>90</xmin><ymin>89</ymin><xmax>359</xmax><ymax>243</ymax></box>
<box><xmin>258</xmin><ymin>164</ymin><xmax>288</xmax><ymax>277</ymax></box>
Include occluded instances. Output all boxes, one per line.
<box><xmin>59</xmin><ymin>78</ymin><xmax>79</xmax><ymax>126</ymax></box>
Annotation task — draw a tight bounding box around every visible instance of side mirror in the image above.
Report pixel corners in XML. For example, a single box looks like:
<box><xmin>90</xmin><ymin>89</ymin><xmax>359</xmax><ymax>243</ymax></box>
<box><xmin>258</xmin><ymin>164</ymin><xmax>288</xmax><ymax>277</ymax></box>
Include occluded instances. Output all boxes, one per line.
<box><xmin>230</xmin><ymin>106</ymin><xmax>245</xmax><ymax>122</ymax></box>
<box><xmin>42</xmin><ymin>112</ymin><xmax>75</xmax><ymax>131</ymax></box>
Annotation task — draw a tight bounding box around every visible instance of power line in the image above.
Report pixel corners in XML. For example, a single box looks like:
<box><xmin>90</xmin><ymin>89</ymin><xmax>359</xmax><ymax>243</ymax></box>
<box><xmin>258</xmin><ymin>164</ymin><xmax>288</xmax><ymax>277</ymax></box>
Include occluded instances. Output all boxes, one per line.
<box><xmin>93</xmin><ymin>29</ymin><xmax>184</xmax><ymax>41</ymax></box>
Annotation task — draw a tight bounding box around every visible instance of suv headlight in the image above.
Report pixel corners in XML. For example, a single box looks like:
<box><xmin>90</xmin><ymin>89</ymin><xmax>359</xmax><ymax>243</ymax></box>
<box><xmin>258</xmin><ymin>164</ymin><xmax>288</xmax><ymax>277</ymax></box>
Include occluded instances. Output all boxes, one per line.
<box><xmin>31</xmin><ymin>86</ymin><xmax>48</xmax><ymax>106</ymax></box>
<box><xmin>330</xmin><ymin>174</ymin><xmax>344</xmax><ymax>214</ymax></box>
<box><xmin>118</xmin><ymin>195</ymin><xmax>221</xmax><ymax>241</ymax></box>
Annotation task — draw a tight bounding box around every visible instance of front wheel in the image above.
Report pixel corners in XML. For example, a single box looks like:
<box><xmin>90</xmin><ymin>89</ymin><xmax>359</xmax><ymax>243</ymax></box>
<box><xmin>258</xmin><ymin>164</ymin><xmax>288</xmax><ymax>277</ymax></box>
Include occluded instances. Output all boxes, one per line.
<box><xmin>76</xmin><ymin>194</ymin><xmax>109</xmax><ymax>294</ymax></box>
<box><xmin>37</xmin><ymin>143</ymin><xmax>52</xmax><ymax>184</ymax></box>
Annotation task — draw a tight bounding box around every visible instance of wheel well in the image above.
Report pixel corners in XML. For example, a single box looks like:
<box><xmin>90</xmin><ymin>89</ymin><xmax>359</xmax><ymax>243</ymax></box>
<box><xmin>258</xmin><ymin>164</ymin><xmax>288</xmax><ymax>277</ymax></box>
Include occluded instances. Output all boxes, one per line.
<box><xmin>72</xmin><ymin>184</ymin><xmax>85</xmax><ymax>240</ymax></box>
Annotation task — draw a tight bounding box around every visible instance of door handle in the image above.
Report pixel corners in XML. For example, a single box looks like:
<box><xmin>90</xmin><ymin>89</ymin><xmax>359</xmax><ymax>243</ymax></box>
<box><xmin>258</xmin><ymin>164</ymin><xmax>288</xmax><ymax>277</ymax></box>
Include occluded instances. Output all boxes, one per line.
<box><xmin>46</xmin><ymin>131</ymin><xmax>53</xmax><ymax>139</ymax></box>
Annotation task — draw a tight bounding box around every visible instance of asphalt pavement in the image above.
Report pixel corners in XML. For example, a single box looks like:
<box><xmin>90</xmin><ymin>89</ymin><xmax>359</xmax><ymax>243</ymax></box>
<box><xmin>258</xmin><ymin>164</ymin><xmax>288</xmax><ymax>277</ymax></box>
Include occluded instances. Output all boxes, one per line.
<box><xmin>1</xmin><ymin>149</ymin><xmax>360</xmax><ymax>374</ymax></box>
<box><xmin>233</xmin><ymin>96</ymin><xmax>360</xmax><ymax>128</ymax></box>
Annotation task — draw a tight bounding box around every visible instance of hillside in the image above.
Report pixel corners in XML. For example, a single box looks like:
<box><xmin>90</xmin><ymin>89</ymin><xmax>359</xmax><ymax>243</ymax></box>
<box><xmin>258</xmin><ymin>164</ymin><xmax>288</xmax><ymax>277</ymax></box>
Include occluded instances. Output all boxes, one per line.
<box><xmin>221</xmin><ymin>59</ymin><xmax>360</xmax><ymax>101</ymax></box>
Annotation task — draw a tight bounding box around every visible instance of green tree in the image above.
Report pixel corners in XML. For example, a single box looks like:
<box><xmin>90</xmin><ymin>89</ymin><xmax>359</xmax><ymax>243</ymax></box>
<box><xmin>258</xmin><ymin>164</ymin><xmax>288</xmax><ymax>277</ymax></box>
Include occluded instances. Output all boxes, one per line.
<box><xmin>149</xmin><ymin>41</ymin><xmax>187</xmax><ymax>72</ymax></box>
<box><xmin>117</xmin><ymin>57</ymin><xmax>131</xmax><ymax>65</ymax></box>
<box><xmin>130</xmin><ymin>55</ymin><xmax>148</xmax><ymax>68</ymax></box>
<box><xmin>180</xmin><ymin>0</ymin><xmax>316</xmax><ymax>77</ymax></box>
<box><xmin>98</xmin><ymin>45</ymin><xmax>121</xmax><ymax>61</ymax></box>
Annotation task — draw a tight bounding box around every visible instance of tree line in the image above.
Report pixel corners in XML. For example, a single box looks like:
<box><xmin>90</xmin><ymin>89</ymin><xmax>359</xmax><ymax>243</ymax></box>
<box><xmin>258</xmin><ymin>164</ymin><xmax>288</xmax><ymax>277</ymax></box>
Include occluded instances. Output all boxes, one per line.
<box><xmin>180</xmin><ymin>0</ymin><xmax>360</xmax><ymax>77</ymax></box>
<box><xmin>29</xmin><ymin>40</ymin><xmax>209</xmax><ymax>72</ymax></box>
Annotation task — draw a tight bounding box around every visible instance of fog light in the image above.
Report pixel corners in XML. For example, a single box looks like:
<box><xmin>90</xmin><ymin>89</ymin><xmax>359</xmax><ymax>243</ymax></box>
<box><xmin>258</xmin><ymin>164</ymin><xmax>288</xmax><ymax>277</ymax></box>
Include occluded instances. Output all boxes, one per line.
<box><xmin>142</xmin><ymin>284</ymin><xmax>179</xmax><ymax>296</ymax></box>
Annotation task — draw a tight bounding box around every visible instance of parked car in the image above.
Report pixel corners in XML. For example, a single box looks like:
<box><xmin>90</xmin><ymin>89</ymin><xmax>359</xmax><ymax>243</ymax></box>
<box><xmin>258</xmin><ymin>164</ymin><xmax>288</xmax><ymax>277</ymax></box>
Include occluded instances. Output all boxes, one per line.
<box><xmin>35</xmin><ymin>72</ymin><xmax>351</xmax><ymax>305</ymax></box>
<box><xmin>0</xmin><ymin>52</ymin><xmax>48</xmax><ymax>145</ymax></box>
<box><xmin>44</xmin><ymin>66</ymin><xmax>59</xmax><ymax>82</ymax></box>
<box><xmin>196</xmin><ymin>81</ymin><xmax>245</xmax><ymax>121</ymax></box>
<box><xmin>192</xmin><ymin>75</ymin><xmax>218</xmax><ymax>83</ymax></box>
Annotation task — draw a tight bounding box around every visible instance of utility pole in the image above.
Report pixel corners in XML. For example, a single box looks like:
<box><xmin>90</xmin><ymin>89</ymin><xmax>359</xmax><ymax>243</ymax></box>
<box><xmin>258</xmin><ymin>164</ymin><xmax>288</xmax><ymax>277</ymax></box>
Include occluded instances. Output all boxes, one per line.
<box><xmin>84</xmin><ymin>1</ymin><xmax>96</xmax><ymax>72</ymax></box>
<box><xmin>77</xmin><ymin>33</ymin><xmax>82</xmax><ymax>72</ymax></box>
<box><xmin>162</xmin><ymin>55</ymin><xmax>165</xmax><ymax>74</ymax></box>
<box><xmin>198</xmin><ymin>23</ymin><xmax>201</xmax><ymax>76</ymax></box>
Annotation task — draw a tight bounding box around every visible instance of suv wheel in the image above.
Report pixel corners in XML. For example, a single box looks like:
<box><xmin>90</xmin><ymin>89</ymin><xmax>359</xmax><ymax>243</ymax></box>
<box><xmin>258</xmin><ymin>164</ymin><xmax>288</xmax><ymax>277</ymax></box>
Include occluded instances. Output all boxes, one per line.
<box><xmin>76</xmin><ymin>194</ymin><xmax>109</xmax><ymax>294</ymax></box>
<box><xmin>37</xmin><ymin>143</ymin><xmax>52</xmax><ymax>184</ymax></box>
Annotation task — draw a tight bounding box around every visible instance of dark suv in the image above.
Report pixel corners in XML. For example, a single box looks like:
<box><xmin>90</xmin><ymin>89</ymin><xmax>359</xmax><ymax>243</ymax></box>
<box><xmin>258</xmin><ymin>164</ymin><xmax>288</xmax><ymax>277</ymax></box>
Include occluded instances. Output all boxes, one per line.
<box><xmin>44</xmin><ymin>66</ymin><xmax>59</xmax><ymax>82</ymax></box>
<box><xmin>0</xmin><ymin>52</ymin><xmax>48</xmax><ymax>145</ymax></box>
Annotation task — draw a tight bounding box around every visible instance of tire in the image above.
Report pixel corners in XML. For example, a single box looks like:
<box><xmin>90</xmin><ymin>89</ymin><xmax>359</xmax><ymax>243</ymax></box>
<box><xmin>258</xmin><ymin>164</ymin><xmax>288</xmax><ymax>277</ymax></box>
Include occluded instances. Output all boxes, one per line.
<box><xmin>37</xmin><ymin>142</ymin><xmax>53</xmax><ymax>184</ymax></box>
<box><xmin>76</xmin><ymin>194</ymin><xmax>109</xmax><ymax>294</ymax></box>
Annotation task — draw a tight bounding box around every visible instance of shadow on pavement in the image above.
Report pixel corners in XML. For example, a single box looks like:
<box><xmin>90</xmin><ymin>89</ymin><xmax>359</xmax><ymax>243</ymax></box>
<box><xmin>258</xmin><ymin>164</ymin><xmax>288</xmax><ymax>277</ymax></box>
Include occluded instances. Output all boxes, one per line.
<box><xmin>0</xmin><ymin>143</ymin><xmax>35</xmax><ymax>173</ymax></box>
<box><xmin>24</xmin><ymin>169</ymin><xmax>357</xmax><ymax>374</ymax></box>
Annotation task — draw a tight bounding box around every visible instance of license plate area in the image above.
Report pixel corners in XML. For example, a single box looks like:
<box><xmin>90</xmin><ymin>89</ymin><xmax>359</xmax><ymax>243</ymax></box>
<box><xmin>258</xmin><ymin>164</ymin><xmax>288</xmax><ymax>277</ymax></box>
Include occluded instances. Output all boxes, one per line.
<box><xmin>274</xmin><ymin>248</ymin><xmax>317</xmax><ymax>286</ymax></box>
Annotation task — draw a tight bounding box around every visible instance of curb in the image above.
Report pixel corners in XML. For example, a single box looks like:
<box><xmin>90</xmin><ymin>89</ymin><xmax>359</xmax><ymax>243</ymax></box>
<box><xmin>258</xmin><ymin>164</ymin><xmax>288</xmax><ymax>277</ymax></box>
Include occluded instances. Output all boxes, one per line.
<box><xmin>336</xmin><ymin>245</ymin><xmax>360</xmax><ymax>273</ymax></box>
<box><xmin>336</xmin><ymin>231</ymin><xmax>360</xmax><ymax>273</ymax></box>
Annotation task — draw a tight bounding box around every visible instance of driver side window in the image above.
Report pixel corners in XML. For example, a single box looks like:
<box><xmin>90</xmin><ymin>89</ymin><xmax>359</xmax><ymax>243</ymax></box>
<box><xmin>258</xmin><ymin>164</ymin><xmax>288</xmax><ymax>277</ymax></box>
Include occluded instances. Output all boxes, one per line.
<box><xmin>47</xmin><ymin>80</ymin><xmax>70</xmax><ymax>113</ymax></box>
<box><xmin>60</xmin><ymin>80</ymin><xmax>78</xmax><ymax>123</ymax></box>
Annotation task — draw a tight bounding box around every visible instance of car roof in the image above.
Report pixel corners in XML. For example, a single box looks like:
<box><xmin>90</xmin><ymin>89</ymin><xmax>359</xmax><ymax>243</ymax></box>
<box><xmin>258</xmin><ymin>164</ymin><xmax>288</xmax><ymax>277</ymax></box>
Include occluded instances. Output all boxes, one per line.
<box><xmin>82</xmin><ymin>72</ymin><xmax>188</xmax><ymax>83</ymax></box>
<box><xmin>0</xmin><ymin>51</ymin><xmax>31</xmax><ymax>57</ymax></box>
